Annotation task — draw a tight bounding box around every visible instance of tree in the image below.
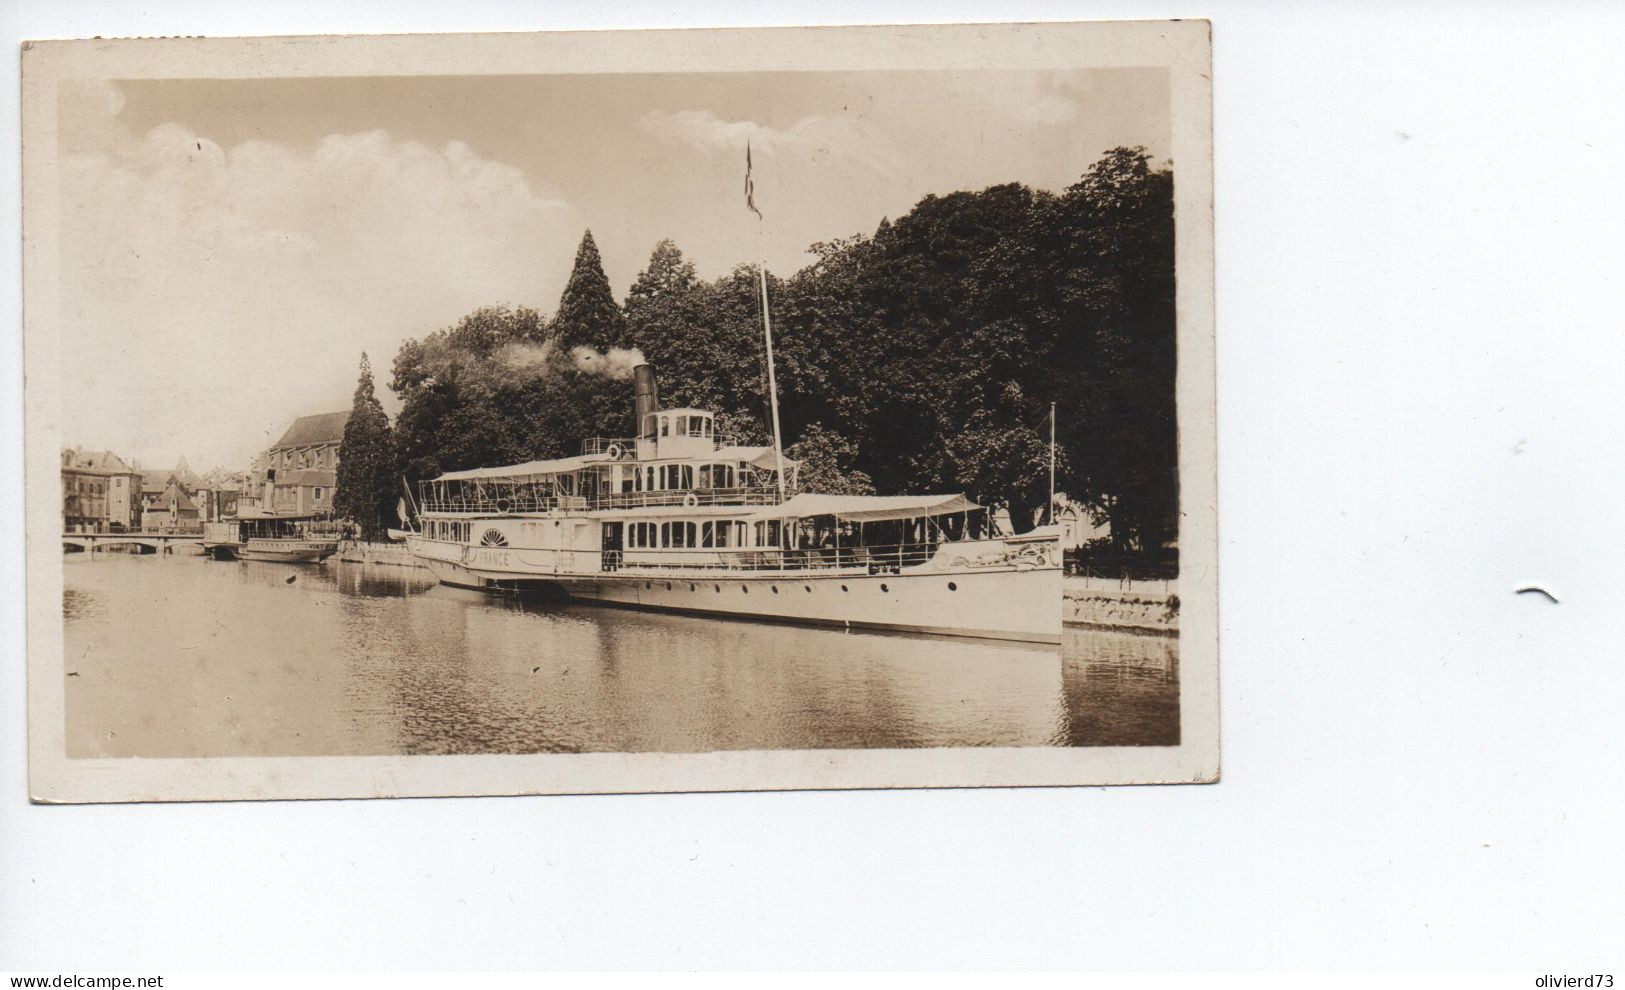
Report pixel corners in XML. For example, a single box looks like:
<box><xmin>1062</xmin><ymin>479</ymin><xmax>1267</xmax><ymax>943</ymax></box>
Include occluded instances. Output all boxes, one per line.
<box><xmin>550</xmin><ymin>229</ymin><xmax>626</xmax><ymax>352</ymax></box>
<box><xmin>384</xmin><ymin>149</ymin><xmax>1176</xmax><ymax>554</ymax></box>
<box><xmin>785</xmin><ymin>424</ymin><xmax>875</xmax><ymax>496</ymax></box>
<box><xmin>390</xmin><ymin>306</ymin><xmax>556</xmax><ymax>481</ymax></box>
<box><xmin>1031</xmin><ymin>148</ymin><xmax>1176</xmax><ymax>550</ymax></box>
<box><xmin>334</xmin><ymin>353</ymin><xmax>398</xmax><ymax>540</ymax></box>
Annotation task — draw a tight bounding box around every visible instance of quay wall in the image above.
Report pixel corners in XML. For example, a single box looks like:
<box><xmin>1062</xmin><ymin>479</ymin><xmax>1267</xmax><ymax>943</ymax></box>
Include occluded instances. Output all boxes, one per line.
<box><xmin>1063</xmin><ymin>576</ymin><xmax>1179</xmax><ymax>636</ymax></box>
<box><xmin>338</xmin><ymin>539</ymin><xmax>428</xmax><ymax>569</ymax></box>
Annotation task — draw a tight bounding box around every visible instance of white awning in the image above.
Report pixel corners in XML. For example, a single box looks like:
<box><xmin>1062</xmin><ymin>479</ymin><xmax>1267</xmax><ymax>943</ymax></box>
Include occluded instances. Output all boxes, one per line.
<box><xmin>712</xmin><ymin>446</ymin><xmax>796</xmax><ymax>471</ymax></box>
<box><xmin>433</xmin><ymin>455</ymin><xmax>593</xmax><ymax>482</ymax></box>
<box><xmin>433</xmin><ymin>447</ymin><xmax>794</xmax><ymax>482</ymax></box>
<box><xmin>746</xmin><ymin>492</ymin><xmax>980</xmax><ymax>523</ymax></box>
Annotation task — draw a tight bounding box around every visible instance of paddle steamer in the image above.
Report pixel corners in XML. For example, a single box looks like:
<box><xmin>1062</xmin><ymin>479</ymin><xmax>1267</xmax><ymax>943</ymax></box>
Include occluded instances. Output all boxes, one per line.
<box><xmin>405</xmin><ymin>365</ymin><xmax>1060</xmax><ymax>643</ymax></box>
<box><xmin>204</xmin><ymin>512</ymin><xmax>341</xmax><ymax>564</ymax></box>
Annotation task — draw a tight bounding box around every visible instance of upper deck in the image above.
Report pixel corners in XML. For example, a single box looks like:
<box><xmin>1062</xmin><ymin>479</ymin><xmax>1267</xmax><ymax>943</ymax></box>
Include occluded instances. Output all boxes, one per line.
<box><xmin>419</xmin><ymin>405</ymin><xmax>798</xmax><ymax>515</ymax></box>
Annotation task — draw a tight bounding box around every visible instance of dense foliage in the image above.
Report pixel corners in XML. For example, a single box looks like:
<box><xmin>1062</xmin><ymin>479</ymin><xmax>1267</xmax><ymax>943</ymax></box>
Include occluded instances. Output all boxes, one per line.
<box><xmin>333</xmin><ymin>353</ymin><xmax>399</xmax><ymax>539</ymax></box>
<box><xmin>388</xmin><ymin>148</ymin><xmax>1176</xmax><ymax>549</ymax></box>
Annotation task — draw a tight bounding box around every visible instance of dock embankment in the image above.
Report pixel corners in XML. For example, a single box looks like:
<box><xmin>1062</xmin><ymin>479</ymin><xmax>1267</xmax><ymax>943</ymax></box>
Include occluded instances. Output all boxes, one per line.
<box><xmin>338</xmin><ymin>539</ymin><xmax>428</xmax><ymax>569</ymax></box>
<box><xmin>1063</xmin><ymin>575</ymin><xmax>1179</xmax><ymax>636</ymax></box>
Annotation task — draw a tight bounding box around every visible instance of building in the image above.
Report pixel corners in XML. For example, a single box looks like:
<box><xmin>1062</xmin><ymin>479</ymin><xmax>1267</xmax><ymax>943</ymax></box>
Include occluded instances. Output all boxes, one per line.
<box><xmin>258</xmin><ymin>410</ymin><xmax>349</xmax><ymax>517</ymax></box>
<box><xmin>61</xmin><ymin>447</ymin><xmax>143</xmax><ymax>532</ymax></box>
<box><xmin>270</xmin><ymin>469</ymin><xmax>337</xmax><ymax>514</ymax></box>
<box><xmin>139</xmin><ymin>457</ymin><xmax>208</xmax><ymax>519</ymax></box>
<box><xmin>196</xmin><ymin>467</ymin><xmax>249</xmax><ymax>522</ymax></box>
<box><xmin>140</xmin><ymin>476</ymin><xmax>201</xmax><ymax>532</ymax></box>
<box><xmin>1055</xmin><ymin>494</ymin><xmax>1111</xmax><ymax>549</ymax></box>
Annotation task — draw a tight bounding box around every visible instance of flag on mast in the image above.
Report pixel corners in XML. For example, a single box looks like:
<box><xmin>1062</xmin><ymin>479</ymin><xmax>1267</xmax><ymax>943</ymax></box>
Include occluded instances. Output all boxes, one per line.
<box><xmin>745</xmin><ymin>141</ymin><xmax>763</xmax><ymax>220</ymax></box>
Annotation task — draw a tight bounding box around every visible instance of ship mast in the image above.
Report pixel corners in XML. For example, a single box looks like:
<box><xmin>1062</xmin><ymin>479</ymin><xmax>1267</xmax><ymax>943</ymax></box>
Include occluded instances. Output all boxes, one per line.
<box><xmin>759</xmin><ymin>262</ymin><xmax>787</xmax><ymax>505</ymax></box>
<box><xmin>745</xmin><ymin>140</ymin><xmax>787</xmax><ymax>505</ymax></box>
<box><xmin>1049</xmin><ymin>401</ymin><xmax>1057</xmax><ymax>525</ymax></box>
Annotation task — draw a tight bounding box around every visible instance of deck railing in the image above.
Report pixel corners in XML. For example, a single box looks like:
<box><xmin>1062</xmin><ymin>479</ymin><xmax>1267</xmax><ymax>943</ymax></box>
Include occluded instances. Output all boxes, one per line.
<box><xmin>606</xmin><ymin>542</ymin><xmax>941</xmax><ymax>574</ymax></box>
<box><xmin>419</xmin><ymin>486</ymin><xmax>778</xmax><ymax>515</ymax></box>
<box><xmin>591</xmin><ymin>486</ymin><xmax>779</xmax><ymax>510</ymax></box>
<box><xmin>579</xmin><ymin>437</ymin><xmax>639</xmax><ymax>456</ymax></box>
<box><xmin>579</xmin><ymin>434</ymin><xmax>743</xmax><ymax>456</ymax></box>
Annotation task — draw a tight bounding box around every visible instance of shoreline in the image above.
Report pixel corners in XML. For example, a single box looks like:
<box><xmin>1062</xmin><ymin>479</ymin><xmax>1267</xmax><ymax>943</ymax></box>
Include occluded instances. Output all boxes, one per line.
<box><xmin>1063</xmin><ymin>576</ymin><xmax>1180</xmax><ymax>636</ymax></box>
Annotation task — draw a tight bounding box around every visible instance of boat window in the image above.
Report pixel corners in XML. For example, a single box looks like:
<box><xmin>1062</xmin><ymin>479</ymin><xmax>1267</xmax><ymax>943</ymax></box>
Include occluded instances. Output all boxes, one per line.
<box><xmin>659</xmin><ymin>416</ymin><xmax>670</xmax><ymax>438</ymax></box>
<box><xmin>701</xmin><ymin>522</ymin><xmax>714</xmax><ymax>548</ymax></box>
<box><xmin>675</xmin><ymin>415</ymin><xmax>688</xmax><ymax>436</ymax></box>
<box><xmin>699</xmin><ymin>465</ymin><xmax>711</xmax><ymax>489</ymax></box>
<box><xmin>680</xmin><ymin>465</ymin><xmax>694</xmax><ymax>489</ymax></box>
<box><xmin>688</xmin><ymin>417</ymin><xmax>705</xmax><ymax>438</ymax></box>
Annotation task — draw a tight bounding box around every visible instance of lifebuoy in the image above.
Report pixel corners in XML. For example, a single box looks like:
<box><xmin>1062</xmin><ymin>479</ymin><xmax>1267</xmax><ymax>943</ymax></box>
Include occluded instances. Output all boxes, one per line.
<box><xmin>605</xmin><ymin>443</ymin><xmax>625</xmax><ymax>460</ymax></box>
<box><xmin>496</xmin><ymin>498</ymin><xmax>513</xmax><ymax>515</ymax></box>
<box><xmin>682</xmin><ymin>493</ymin><xmax>699</xmax><ymax>508</ymax></box>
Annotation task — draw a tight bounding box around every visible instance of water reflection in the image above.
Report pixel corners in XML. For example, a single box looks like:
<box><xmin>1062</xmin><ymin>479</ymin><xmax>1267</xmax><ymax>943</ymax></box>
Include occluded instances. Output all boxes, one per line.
<box><xmin>61</xmin><ymin>553</ymin><xmax>1179</xmax><ymax>758</ymax></box>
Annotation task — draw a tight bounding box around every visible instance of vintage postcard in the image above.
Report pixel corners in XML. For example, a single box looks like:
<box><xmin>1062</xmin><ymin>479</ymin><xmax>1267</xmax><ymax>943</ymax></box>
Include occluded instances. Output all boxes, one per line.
<box><xmin>23</xmin><ymin>20</ymin><xmax>1217</xmax><ymax>802</ymax></box>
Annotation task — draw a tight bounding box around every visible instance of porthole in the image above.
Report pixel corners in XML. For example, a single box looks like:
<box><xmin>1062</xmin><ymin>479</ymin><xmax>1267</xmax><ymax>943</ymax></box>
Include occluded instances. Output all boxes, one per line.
<box><xmin>841</xmin><ymin>585</ymin><xmax>848</xmax><ymax>592</ymax></box>
<box><xmin>666</xmin><ymin>582</ymin><xmax>672</xmax><ymax>591</ymax></box>
<box><xmin>771</xmin><ymin>586</ymin><xmax>779</xmax><ymax>594</ymax></box>
<box><xmin>804</xmin><ymin>585</ymin><xmax>812</xmax><ymax>593</ymax></box>
<box><xmin>948</xmin><ymin>581</ymin><xmax>957</xmax><ymax>591</ymax></box>
<box><xmin>644</xmin><ymin>582</ymin><xmax>650</xmax><ymax>589</ymax></box>
<box><xmin>714</xmin><ymin>584</ymin><xmax>721</xmax><ymax>593</ymax></box>
<box><xmin>741</xmin><ymin>585</ymin><xmax>749</xmax><ymax>594</ymax></box>
<box><xmin>689</xmin><ymin>583</ymin><xmax>696</xmax><ymax>592</ymax></box>
<box><xmin>880</xmin><ymin>583</ymin><xmax>889</xmax><ymax>593</ymax></box>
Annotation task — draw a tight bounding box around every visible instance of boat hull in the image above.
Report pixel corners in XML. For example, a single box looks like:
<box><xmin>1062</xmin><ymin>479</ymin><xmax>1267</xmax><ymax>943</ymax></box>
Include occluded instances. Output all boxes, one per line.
<box><xmin>413</xmin><ymin>546</ymin><xmax>1059</xmax><ymax>644</ymax></box>
<box><xmin>237</xmin><ymin>539</ymin><xmax>339</xmax><ymax>564</ymax></box>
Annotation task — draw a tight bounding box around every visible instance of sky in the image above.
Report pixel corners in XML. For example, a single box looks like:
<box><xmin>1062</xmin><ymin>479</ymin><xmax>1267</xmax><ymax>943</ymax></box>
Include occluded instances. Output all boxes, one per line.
<box><xmin>55</xmin><ymin>68</ymin><xmax>1169</xmax><ymax>471</ymax></box>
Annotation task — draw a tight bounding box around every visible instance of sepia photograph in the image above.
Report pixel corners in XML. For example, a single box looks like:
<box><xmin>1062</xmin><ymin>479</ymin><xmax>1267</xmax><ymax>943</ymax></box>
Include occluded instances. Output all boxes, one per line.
<box><xmin>23</xmin><ymin>21</ymin><xmax>1216</xmax><ymax>801</ymax></box>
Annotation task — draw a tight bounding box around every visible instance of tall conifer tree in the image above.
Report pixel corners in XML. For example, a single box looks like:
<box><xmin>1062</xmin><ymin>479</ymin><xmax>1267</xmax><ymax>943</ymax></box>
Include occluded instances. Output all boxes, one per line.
<box><xmin>550</xmin><ymin>230</ymin><xmax>626</xmax><ymax>352</ymax></box>
<box><xmin>335</xmin><ymin>352</ymin><xmax>397</xmax><ymax>540</ymax></box>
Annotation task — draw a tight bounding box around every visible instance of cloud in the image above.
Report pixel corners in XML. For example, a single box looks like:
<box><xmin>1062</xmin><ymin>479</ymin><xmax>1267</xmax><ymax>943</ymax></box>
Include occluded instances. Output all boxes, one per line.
<box><xmin>638</xmin><ymin>109</ymin><xmax>904</xmax><ymax>178</ymax></box>
<box><xmin>56</xmin><ymin>81</ymin><xmax>583</xmax><ymax>469</ymax></box>
<box><xmin>1010</xmin><ymin>73</ymin><xmax>1101</xmax><ymax>126</ymax></box>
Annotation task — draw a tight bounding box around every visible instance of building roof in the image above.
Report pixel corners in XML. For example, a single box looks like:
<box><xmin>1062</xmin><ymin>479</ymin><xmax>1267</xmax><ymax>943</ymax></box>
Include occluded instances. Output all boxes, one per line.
<box><xmin>141</xmin><ymin>469</ymin><xmax>172</xmax><ymax>493</ymax></box>
<box><xmin>170</xmin><ymin>456</ymin><xmax>204</xmax><ymax>489</ymax></box>
<box><xmin>280</xmin><ymin>469</ymin><xmax>337</xmax><ymax>488</ymax></box>
<box><xmin>272</xmin><ymin>411</ymin><xmax>351</xmax><ymax>449</ymax></box>
<box><xmin>152</xmin><ymin>480</ymin><xmax>198</xmax><ymax>513</ymax></box>
<box><xmin>85</xmin><ymin>450</ymin><xmax>135</xmax><ymax>472</ymax></box>
<box><xmin>61</xmin><ymin>448</ymin><xmax>139</xmax><ymax>475</ymax></box>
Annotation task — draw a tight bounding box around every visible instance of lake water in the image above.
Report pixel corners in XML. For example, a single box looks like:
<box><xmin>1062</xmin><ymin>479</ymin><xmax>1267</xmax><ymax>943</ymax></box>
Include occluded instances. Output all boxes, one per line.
<box><xmin>61</xmin><ymin>552</ymin><xmax>1179</xmax><ymax>758</ymax></box>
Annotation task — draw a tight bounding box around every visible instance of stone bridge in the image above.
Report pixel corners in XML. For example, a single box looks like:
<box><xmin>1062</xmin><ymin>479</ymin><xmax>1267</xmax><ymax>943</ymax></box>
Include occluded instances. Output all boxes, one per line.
<box><xmin>62</xmin><ymin>532</ymin><xmax>206</xmax><ymax>554</ymax></box>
